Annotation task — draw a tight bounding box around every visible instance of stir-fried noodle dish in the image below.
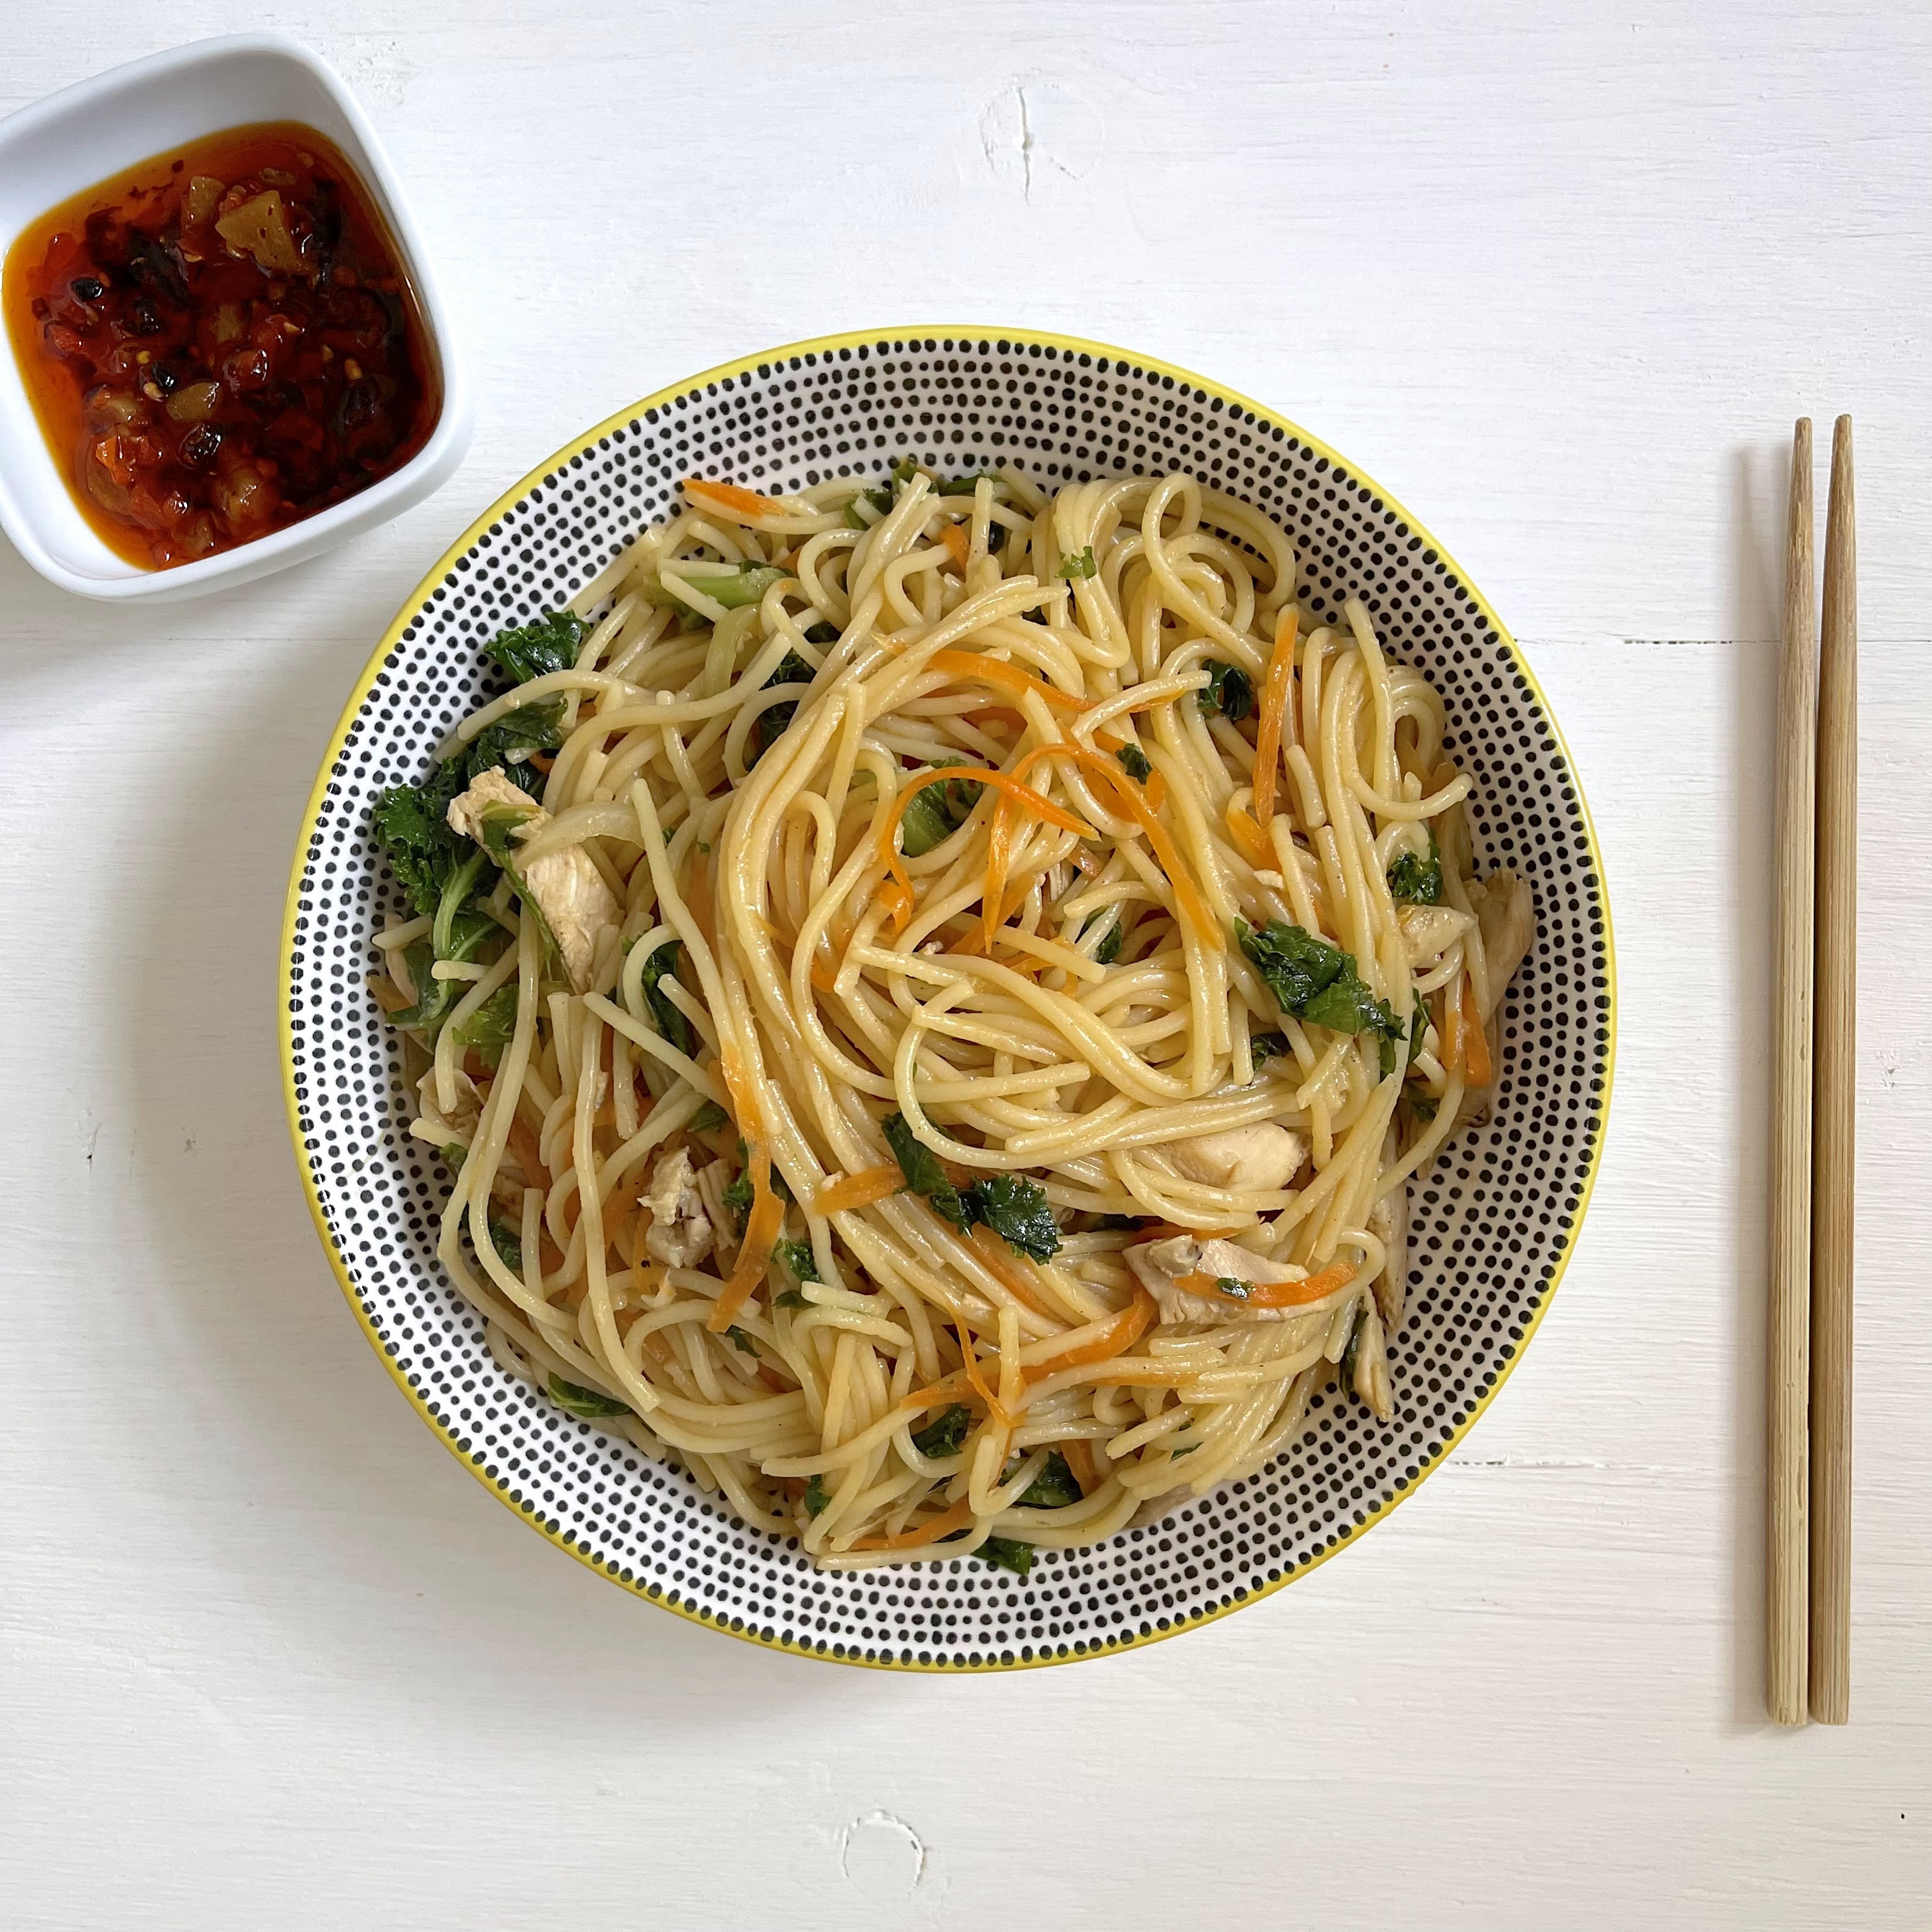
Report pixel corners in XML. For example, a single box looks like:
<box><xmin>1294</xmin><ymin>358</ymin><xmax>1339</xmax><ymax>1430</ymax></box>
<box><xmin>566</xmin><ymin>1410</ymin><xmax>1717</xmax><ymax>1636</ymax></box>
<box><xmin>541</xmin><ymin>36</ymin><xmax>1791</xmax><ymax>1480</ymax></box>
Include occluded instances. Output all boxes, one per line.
<box><xmin>369</xmin><ymin>461</ymin><xmax>1535</xmax><ymax>1575</ymax></box>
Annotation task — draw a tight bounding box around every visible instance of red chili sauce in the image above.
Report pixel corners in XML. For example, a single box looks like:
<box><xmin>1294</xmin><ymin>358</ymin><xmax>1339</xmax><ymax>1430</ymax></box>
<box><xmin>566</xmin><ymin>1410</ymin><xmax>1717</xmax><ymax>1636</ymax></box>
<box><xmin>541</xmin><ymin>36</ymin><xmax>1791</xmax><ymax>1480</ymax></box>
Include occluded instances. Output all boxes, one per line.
<box><xmin>1</xmin><ymin>121</ymin><xmax>439</xmax><ymax>570</ymax></box>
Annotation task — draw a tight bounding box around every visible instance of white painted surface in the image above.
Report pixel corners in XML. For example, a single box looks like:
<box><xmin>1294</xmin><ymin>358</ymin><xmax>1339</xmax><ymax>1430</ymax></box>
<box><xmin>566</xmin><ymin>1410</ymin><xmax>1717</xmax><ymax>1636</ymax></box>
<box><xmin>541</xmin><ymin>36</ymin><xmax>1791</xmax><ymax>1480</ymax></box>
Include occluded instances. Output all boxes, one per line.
<box><xmin>1</xmin><ymin>4</ymin><xmax>1927</xmax><ymax>1927</ymax></box>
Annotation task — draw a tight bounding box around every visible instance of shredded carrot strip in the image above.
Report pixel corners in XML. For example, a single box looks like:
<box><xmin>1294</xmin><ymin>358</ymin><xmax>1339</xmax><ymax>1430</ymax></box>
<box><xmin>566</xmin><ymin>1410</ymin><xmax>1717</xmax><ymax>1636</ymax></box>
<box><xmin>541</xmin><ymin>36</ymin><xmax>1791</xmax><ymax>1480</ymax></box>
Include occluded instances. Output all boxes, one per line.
<box><xmin>938</xmin><ymin>523</ymin><xmax>970</xmax><ymax>569</ymax></box>
<box><xmin>710</xmin><ymin>1142</ymin><xmax>782</xmax><ymax>1331</ymax></box>
<box><xmin>1021</xmin><ymin>1287</ymin><xmax>1155</xmax><ymax>1384</ymax></box>
<box><xmin>505</xmin><ymin>1115</ymin><xmax>553</xmax><ymax>1192</ymax></box>
<box><xmin>893</xmin><ymin>1372</ymin><xmax>971</xmax><ymax>1422</ymax></box>
<box><xmin>928</xmin><ymin>649</ymin><xmax>1087</xmax><ymax>714</ymax></box>
<box><xmin>813</xmin><ymin>1165</ymin><xmax>903</xmax><ymax>1216</ymax></box>
<box><xmin>967</xmin><ymin>1225</ymin><xmax>1058</xmax><ymax>1320</ymax></box>
<box><xmin>1063</xmin><ymin>1439</ymin><xmax>1099</xmax><ymax>1496</ymax></box>
<box><xmin>1172</xmin><ymin>1258</ymin><xmax>1355</xmax><ymax>1310</ymax></box>
<box><xmin>685</xmin><ymin>845</ymin><xmax>715</xmax><ymax>950</ymax></box>
<box><xmin>1224</xmin><ymin>798</ymin><xmax>1271</xmax><ymax>868</ymax></box>
<box><xmin>875</xmin><ymin>763</ymin><xmax>1090</xmax><ymax>941</ymax></box>
<box><xmin>958</xmin><ymin>1319</ymin><xmax>1012</xmax><ymax>1425</ymax></box>
<box><xmin>1458</xmin><ymin>969</ymin><xmax>1494</xmax><ymax>1085</ymax></box>
<box><xmin>848</xmin><ymin>1494</ymin><xmax>976</xmax><ymax>1551</ymax></box>
<box><xmin>683</xmin><ymin>477</ymin><xmax>776</xmax><ymax>521</ymax></box>
<box><xmin>1052</xmin><ymin>746</ymin><xmax>1212</xmax><ymax>940</ymax></box>
<box><xmin>1253</xmin><ymin>607</ymin><xmax>1298</xmax><ymax>834</ymax></box>
<box><xmin>707</xmin><ymin>1046</ymin><xmax>782</xmax><ymax>1331</ymax></box>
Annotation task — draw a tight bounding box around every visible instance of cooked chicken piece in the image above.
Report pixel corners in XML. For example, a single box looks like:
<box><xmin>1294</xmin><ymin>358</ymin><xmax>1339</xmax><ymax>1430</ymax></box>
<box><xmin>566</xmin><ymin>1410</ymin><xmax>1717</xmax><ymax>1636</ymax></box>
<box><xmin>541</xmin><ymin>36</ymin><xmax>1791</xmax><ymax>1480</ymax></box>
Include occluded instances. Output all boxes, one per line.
<box><xmin>410</xmin><ymin>1066</ymin><xmax>481</xmax><ymax>1146</ymax></box>
<box><xmin>1395</xmin><ymin>901</ymin><xmax>1474</xmax><ymax>967</ymax></box>
<box><xmin>641</xmin><ymin>1147</ymin><xmax>714</xmax><ymax>1269</ymax></box>
<box><xmin>1347</xmin><ymin>1299</ymin><xmax>1394</xmax><ymax>1422</ymax></box>
<box><xmin>1468</xmin><ymin>869</ymin><xmax>1535</xmax><ymax>1019</ymax></box>
<box><xmin>1160</xmin><ymin>1122</ymin><xmax>1307</xmax><ymax>1194</ymax></box>
<box><xmin>1124</xmin><ymin>1234</ymin><xmax>1338</xmax><ymax>1328</ymax></box>
<box><xmin>693</xmin><ymin>1158</ymin><xmax>740</xmax><ymax>1271</ymax></box>
<box><xmin>447</xmin><ymin>767</ymin><xmax>622</xmax><ymax>995</ymax></box>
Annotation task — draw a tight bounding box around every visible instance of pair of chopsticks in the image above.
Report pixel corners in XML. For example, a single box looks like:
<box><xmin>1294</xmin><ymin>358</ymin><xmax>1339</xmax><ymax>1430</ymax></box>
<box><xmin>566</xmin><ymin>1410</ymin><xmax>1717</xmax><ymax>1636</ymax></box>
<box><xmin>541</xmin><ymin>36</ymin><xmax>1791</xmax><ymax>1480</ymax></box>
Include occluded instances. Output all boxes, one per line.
<box><xmin>1768</xmin><ymin>417</ymin><xmax>1857</xmax><ymax>1726</ymax></box>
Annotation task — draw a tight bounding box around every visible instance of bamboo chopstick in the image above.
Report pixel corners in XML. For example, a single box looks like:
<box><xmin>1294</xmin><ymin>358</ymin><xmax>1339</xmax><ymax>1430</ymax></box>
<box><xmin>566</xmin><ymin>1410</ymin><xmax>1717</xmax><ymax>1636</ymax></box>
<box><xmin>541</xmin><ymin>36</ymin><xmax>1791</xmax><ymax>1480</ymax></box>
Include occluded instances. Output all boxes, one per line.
<box><xmin>1810</xmin><ymin>414</ymin><xmax>1857</xmax><ymax>1724</ymax></box>
<box><xmin>1767</xmin><ymin>418</ymin><xmax>1814</xmax><ymax>1727</ymax></box>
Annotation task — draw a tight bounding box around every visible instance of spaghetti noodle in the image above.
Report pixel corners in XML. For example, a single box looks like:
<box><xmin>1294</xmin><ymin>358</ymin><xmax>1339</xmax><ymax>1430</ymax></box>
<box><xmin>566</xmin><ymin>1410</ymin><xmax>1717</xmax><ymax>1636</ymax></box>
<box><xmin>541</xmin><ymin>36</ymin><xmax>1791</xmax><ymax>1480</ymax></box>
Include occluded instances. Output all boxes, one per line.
<box><xmin>370</xmin><ymin>461</ymin><xmax>1535</xmax><ymax>1573</ymax></box>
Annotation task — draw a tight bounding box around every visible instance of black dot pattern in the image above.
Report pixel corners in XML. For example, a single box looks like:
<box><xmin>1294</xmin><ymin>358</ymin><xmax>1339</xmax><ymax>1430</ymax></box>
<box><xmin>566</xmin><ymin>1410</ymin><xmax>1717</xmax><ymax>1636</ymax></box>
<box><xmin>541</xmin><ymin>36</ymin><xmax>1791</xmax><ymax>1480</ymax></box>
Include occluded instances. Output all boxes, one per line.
<box><xmin>284</xmin><ymin>332</ymin><xmax>1614</xmax><ymax>1671</ymax></box>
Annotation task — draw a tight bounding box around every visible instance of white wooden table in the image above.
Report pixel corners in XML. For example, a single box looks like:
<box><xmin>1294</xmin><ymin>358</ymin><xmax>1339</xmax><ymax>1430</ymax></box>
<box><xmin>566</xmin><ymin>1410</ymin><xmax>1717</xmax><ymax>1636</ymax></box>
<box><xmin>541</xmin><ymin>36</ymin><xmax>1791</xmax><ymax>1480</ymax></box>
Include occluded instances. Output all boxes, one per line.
<box><xmin>4</xmin><ymin>5</ymin><xmax>1928</xmax><ymax>1926</ymax></box>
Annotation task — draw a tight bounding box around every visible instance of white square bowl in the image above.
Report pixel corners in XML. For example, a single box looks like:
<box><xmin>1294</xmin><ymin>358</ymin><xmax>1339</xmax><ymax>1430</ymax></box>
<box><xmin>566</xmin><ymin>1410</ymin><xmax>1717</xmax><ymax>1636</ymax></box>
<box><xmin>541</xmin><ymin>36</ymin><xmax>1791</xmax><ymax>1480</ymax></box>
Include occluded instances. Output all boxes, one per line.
<box><xmin>0</xmin><ymin>33</ymin><xmax>471</xmax><ymax>603</ymax></box>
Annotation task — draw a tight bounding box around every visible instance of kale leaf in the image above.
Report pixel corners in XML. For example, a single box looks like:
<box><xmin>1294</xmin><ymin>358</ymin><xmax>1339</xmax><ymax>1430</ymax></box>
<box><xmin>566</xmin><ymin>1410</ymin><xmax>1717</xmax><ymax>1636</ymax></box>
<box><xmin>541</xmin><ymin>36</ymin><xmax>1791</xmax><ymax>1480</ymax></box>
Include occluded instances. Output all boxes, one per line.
<box><xmin>974</xmin><ymin>1537</ymin><xmax>1035</xmax><ymax>1577</ymax></box>
<box><xmin>880</xmin><ymin>1116</ymin><xmax>1061</xmax><ymax>1261</ymax></box>
<box><xmin>484</xmin><ymin>610</ymin><xmax>587</xmax><ymax>685</ymax></box>
<box><xmin>881</xmin><ymin>1111</ymin><xmax>970</xmax><ymax>1230</ymax></box>
<box><xmin>1114</xmin><ymin>744</ymin><xmax>1152</xmax><ymax>783</ymax></box>
<box><xmin>1250</xmin><ymin>1030</ymin><xmax>1290</xmax><ymax>1066</ymax></box>
<box><xmin>488</xmin><ymin>1218</ymin><xmax>523</xmax><ymax>1273</ymax></box>
<box><xmin>804</xmin><ymin>1475</ymin><xmax>831</xmax><ymax>1517</ymax></box>
<box><xmin>1019</xmin><ymin>1450</ymin><xmax>1082</xmax><ymax>1507</ymax></box>
<box><xmin>1200</xmin><ymin>660</ymin><xmax>1255</xmax><ymax>722</ymax></box>
<box><xmin>454</xmin><ymin>984</ymin><xmax>518</xmax><ymax>1066</ymax></box>
<box><xmin>1387</xmin><ymin>829</ymin><xmax>1443</xmax><ymax>905</ymax></box>
<box><xmin>461</xmin><ymin>700</ymin><xmax>566</xmax><ymax>790</ymax></box>
<box><xmin>548</xmin><ymin>1372</ymin><xmax>630</xmax><ymax>1418</ymax></box>
<box><xmin>726</xmin><ymin>1326</ymin><xmax>758</xmax><ymax>1357</ymax></box>
<box><xmin>1236</xmin><ymin>919</ymin><xmax>1401</xmax><ymax>1045</ymax></box>
<box><xmin>691</xmin><ymin>1100</ymin><xmax>729</xmax><ymax>1133</ymax></box>
<box><xmin>899</xmin><ymin>769</ymin><xmax>984</xmax><ymax>857</ymax></box>
<box><xmin>910</xmin><ymin>1404</ymin><xmax>972</xmax><ymax>1459</ymax></box>
<box><xmin>371</xmin><ymin>769</ymin><xmax>468</xmax><ymax>916</ymax></box>
<box><xmin>639</xmin><ymin>940</ymin><xmax>695</xmax><ymax>1055</ymax></box>
<box><xmin>774</xmin><ymin>1238</ymin><xmax>820</xmax><ymax>1284</ymax></box>
<box><xmin>1059</xmin><ymin>546</ymin><xmax>1097</xmax><ymax>581</ymax></box>
<box><xmin>960</xmin><ymin>1173</ymin><xmax>1061</xmax><ymax>1263</ymax></box>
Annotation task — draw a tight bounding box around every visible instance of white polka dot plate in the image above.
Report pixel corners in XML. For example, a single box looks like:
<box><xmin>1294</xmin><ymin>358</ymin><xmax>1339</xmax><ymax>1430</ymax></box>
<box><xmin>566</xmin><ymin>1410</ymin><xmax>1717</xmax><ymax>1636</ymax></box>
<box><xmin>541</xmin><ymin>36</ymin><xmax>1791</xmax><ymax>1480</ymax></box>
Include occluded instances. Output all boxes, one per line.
<box><xmin>281</xmin><ymin>328</ymin><xmax>1615</xmax><ymax>1669</ymax></box>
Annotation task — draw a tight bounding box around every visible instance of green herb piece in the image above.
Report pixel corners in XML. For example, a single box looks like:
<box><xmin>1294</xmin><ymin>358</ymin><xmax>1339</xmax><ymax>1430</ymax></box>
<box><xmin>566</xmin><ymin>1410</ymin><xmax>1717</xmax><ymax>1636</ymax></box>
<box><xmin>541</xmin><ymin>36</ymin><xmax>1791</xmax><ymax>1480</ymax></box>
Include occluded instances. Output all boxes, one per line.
<box><xmin>1386</xmin><ymin>829</ymin><xmax>1443</xmax><ymax>905</ymax></box>
<box><xmin>910</xmin><ymin>1404</ymin><xmax>972</xmax><ymax>1459</ymax></box>
<box><xmin>936</xmin><ymin>471</ymin><xmax>995</xmax><ymax>496</ymax></box>
<box><xmin>974</xmin><ymin>1537</ymin><xmax>1035</xmax><ymax>1577</ymax></box>
<box><xmin>1093</xmin><ymin>1214</ymin><xmax>1146</xmax><ymax>1232</ymax></box>
<box><xmin>484</xmin><ymin>610</ymin><xmax>587</xmax><ymax>685</ymax></box>
<box><xmin>371</xmin><ymin>769</ymin><xmax>469</xmax><ymax>916</ymax></box>
<box><xmin>721</xmin><ymin>1170</ymin><xmax>753</xmax><ymax>1223</ymax></box>
<box><xmin>1059</xmin><ymin>546</ymin><xmax>1096</xmax><ymax>581</ymax></box>
<box><xmin>488</xmin><ymin>1218</ymin><xmax>523</xmax><ymax>1274</ymax></box>
<box><xmin>392</xmin><ymin>905</ymin><xmax>500</xmax><ymax>1036</ymax></box>
<box><xmin>438</xmin><ymin>1142</ymin><xmax>466</xmax><ymax>1172</ymax></box>
<box><xmin>1214</xmin><ymin>1276</ymin><xmax>1253</xmax><ymax>1301</ymax></box>
<box><xmin>803</xmin><ymin>620</ymin><xmax>839</xmax><ymax>645</ymax></box>
<box><xmin>639</xmin><ymin>940</ymin><xmax>696</xmax><ymax>1055</ymax></box>
<box><xmin>735</xmin><ymin>1137</ymin><xmax>793</xmax><ymax>1204</ymax></box>
<box><xmin>804</xmin><ymin>1475</ymin><xmax>831</xmax><ymax>1517</ymax></box>
<box><xmin>881</xmin><ymin>1110</ymin><xmax>970</xmax><ymax>1230</ymax></box>
<box><xmin>960</xmin><ymin>1173</ymin><xmax>1061</xmax><ymax>1263</ymax></box>
<box><xmin>1171</xmin><ymin>1441</ymin><xmax>1200</xmax><ymax>1459</ymax></box>
<box><xmin>1340</xmin><ymin>1307</ymin><xmax>1365</xmax><ymax>1386</ymax></box>
<box><xmin>1020</xmin><ymin>1450</ymin><xmax>1082</xmax><ymax>1507</ymax></box>
<box><xmin>726</xmin><ymin>1326</ymin><xmax>758</xmax><ymax>1357</ymax></box>
<box><xmin>1236</xmin><ymin>919</ymin><xmax>1401</xmax><ymax>1048</ymax></box>
<box><xmin>707</xmin><ymin>562</ymin><xmax>788</xmax><ymax>609</ymax></box>
<box><xmin>454</xmin><ymin>984</ymin><xmax>518</xmax><ymax>1066</ymax></box>
<box><xmin>691</xmin><ymin>1100</ymin><xmax>729</xmax><ymax>1133</ymax></box>
<box><xmin>774</xmin><ymin>1239</ymin><xmax>821</xmax><ymax>1284</ymax></box>
<box><xmin>898</xmin><ymin>769</ymin><xmax>984</xmax><ymax>857</ymax></box>
<box><xmin>461</xmin><ymin>699</ymin><xmax>566</xmax><ymax>789</ymax></box>
<box><xmin>774</xmin><ymin>1289</ymin><xmax>808</xmax><ymax>1310</ymax></box>
<box><xmin>1200</xmin><ymin>660</ymin><xmax>1254</xmax><ymax>722</ymax></box>
<box><xmin>1092</xmin><ymin>919</ymin><xmax>1123</xmax><ymax>966</ymax></box>
<box><xmin>548</xmin><ymin>1372</ymin><xmax>630</xmax><ymax>1418</ymax></box>
<box><xmin>1407</xmin><ymin>1092</ymin><xmax>1439</xmax><ymax>1124</ymax></box>
<box><xmin>1115</xmin><ymin>744</ymin><xmax>1152</xmax><ymax>783</ymax></box>
<box><xmin>748</xmin><ymin>650</ymin><xmax>815</xmax><ymax>762</ymax></box>
<box><xmin>1250</xmin><ymin>1030</ymin><xmax>1289</xmax><ymax>1066</ymax></box>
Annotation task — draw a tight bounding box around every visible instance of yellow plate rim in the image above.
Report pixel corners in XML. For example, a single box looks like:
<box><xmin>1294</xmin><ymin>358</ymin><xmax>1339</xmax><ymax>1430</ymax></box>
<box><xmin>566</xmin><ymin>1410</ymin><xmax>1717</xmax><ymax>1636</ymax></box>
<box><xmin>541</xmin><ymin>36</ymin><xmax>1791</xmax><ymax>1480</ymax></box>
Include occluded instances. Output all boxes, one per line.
<box><xmin>280</xmin><ymin>323</ymin><xmax>1618</xmax><ymax>1672</ymax></box>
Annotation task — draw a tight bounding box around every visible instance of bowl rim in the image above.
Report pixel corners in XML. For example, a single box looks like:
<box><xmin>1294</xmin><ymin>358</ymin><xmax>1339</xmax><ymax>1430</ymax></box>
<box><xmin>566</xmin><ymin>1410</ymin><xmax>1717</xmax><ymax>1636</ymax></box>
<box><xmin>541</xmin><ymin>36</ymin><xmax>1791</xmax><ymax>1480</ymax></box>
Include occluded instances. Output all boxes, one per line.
<box><xmin>280</xmin><ymin>325</ymin><xmax>1618</xmax><ymax>1671</ymax></box>
<box><xmin>0</xmin><ymin>31</ymin><xmax>471</xmax><ymax>602</ymax></box>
